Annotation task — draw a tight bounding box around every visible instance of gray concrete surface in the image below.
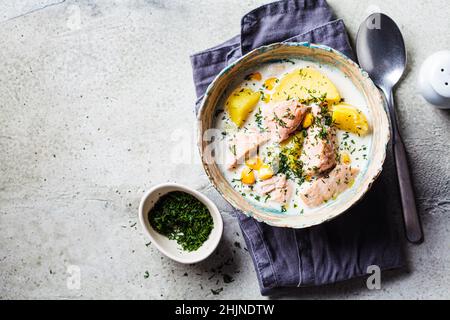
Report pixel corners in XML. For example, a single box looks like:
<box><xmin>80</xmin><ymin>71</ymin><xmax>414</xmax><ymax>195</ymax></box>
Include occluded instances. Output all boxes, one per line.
<box><xmin>0</xmin><ymin>0</ymin><xmax>449</xmax><ymax>299</ymax></box>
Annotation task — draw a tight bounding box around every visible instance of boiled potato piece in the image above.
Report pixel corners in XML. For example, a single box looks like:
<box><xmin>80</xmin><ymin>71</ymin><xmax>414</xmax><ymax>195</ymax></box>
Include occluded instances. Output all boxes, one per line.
<box><xmin>332</xmin><ymin>104</ymin><xmax>370</xmax><ymax>136</ymax></box>
<box><xmin>226</xmin><ymin>88</ymin><xmax>261</xmax><ymax>127</ymax></box>
<box><xmin>272</xmin><ymin>67</ymin><xmax>341</xmax><ymax>104</ymax></box>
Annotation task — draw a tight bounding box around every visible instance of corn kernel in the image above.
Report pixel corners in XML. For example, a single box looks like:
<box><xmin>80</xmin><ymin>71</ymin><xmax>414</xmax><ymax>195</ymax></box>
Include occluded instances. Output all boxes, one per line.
<box><xmin>245</xmin><ymin>157</ymin><xmax>262</xmax><ymax>170</ymax></box>
<box><xmin>302</xmin><ymin>113</ymin><xmax>314</xmax><ymax>129</ymax></box>
<box><xmin>241</xmin><ymin>167</ymin><xmax>256</xmax><ymax>185</ymax></box>
<box><xmin>246</xmin><ymin>72</ymin><xmax>262</xmax><ymax>81</ymax></box>
<box><xmin>262</xmin><ymin>93</ymin><xmax>271</xmax><ymax>103</ymax></box>
<box><xmin>341</xmin><ymin>153</ymin><xmax>351</xmax><ymax>165</ymax></box>
<box><xmin>258</xmin><ymin>165</ymin><xmax>274</xmax><ymax>180</ymax></box>
<box><xmin>263</xmin><ymin>77</ymin><xmax>278</xmax><ymax>90</ymax></box>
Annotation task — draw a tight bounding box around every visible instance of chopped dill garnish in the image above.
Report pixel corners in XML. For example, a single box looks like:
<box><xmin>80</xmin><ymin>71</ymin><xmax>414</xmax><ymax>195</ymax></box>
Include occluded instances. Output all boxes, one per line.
<box><xmin>272</xmin><ymin>113</ymin><xmax>288</xmax><ymax>128</ymax></box>
<box><xmin>255</xmin><ymin>108</ymin><xmax>265</xmax><ymax>132</ymax></box>
<box><xmin>149</xmin><ymin>191</ymin><xmax>213</xmax><ymax>252</ymax></box>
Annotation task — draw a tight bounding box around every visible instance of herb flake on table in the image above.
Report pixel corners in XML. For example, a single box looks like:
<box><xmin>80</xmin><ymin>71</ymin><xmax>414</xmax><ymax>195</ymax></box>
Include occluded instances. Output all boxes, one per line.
<box><xmin>211</xmin><ymin>288</ymin><xmax>223</xmax><ymax>295</ymax></box>
<box><xmin>223</xmin><ymin>274</ymin><xmax>234</xmax><ymax>284</ymax></box>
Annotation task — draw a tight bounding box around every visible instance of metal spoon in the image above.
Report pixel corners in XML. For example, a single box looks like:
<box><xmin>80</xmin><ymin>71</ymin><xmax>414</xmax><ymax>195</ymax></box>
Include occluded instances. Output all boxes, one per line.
<box><xmin>356</xmin><ymin>13</ymin><xmax>424</xmax><ymax>244</ymax></box>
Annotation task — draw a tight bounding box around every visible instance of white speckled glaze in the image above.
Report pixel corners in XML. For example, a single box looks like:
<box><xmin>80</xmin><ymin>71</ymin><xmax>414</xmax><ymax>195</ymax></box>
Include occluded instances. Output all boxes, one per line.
<box><xmin>197</xmin><ymin>42</ymin><xmax>390</xmax><ymax>229</ymax></box>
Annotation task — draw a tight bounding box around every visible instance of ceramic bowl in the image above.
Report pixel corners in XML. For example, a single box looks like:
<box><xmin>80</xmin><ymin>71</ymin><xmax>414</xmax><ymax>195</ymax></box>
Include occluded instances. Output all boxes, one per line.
<box><xmin>197</xmin><ymin>42</ymin><xmax>390</xmax><ymax>229</ymax></box>
<box><xmin>138</xmin><ymin>183</ymin><xmax>223</xmax><ymax>264</ymax></box>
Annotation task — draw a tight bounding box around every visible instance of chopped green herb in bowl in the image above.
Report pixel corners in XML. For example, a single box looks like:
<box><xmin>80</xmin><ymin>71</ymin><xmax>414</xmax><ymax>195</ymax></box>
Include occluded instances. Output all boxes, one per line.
<box><xmin>139</xmin><ymin>183</ymin><xmax>223</xmax><ymax>264</ymax></box>
<box><xmin>149</xmin><ymin>191</ymin><xmax>214</xmax><ymax>252</ymax></box>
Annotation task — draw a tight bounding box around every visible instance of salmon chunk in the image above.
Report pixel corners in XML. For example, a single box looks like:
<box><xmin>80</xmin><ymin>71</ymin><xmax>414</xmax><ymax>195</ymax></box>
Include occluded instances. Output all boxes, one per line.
<box><xmin>263</xmin><ymin>100</ymin><xmax>310</xmax><ymax>143</ymax></box>
<box><xmin>226</xmin><ymin>130</ymin><xmax>270</xmax><ymax>169</ymax></box>
<box><xmin>256</xmin><ymin>175</ymin><xmax>286</xmax><ymax>195</ymax></box>
<box><xmin>300</xmin><ymin>122</ymin><xmax>337</xmax><ymax>176</ymax></box>
<box><xmin>300</xmin><ymin>164</ymin><xmax>360</xmax><ymax>207</ymax></box>
<box><xmin>255</xmin><ymin>174</ymin><xmax>292</xmax><ymax>204</ymax></box>
<box><xmin>271</xmin><ymin>182</ymin><xmax>293</xmax><ymax>204</ymax></box>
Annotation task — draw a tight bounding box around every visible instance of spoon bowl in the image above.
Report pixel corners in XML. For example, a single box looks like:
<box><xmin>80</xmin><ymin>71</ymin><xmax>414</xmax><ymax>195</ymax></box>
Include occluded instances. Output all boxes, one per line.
<box><xmin>356</xmin><ymin>13</ymin><xmax>407</xmax><ymax>92</ymax></box>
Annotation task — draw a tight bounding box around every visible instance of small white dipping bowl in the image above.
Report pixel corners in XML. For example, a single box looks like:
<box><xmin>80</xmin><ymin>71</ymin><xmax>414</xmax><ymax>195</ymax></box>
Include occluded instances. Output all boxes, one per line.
<box><xmin>138</xmin><ymin>183</ymin><xmax>223</xmax><ymax>264</ymax></box>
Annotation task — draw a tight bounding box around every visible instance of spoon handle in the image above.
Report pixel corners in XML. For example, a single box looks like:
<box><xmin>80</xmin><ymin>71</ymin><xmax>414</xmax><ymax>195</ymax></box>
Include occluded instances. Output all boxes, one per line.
<box><xmin>386</xmin><ymin>90</ymin><xmax>424</xmax><ymax>244</ymax></box>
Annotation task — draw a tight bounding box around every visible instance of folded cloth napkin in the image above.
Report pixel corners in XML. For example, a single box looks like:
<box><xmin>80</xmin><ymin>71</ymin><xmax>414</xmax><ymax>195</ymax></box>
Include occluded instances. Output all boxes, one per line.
<box><xmin>190</xmin><ymin>0</ymin><xmax>405</xmax><ymax>295</ymax></box>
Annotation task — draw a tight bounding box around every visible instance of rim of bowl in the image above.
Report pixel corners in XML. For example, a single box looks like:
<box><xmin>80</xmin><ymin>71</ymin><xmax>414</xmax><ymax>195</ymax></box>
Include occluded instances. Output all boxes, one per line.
<box><xmin>196</xmin><ymin>42</ymin><xmax>390</xmax><ymax>229</ymax></box>
<box><xmin>138</xmin><ymin>183</ymin><xmax>224</xmax><ymax>264</ymax></box>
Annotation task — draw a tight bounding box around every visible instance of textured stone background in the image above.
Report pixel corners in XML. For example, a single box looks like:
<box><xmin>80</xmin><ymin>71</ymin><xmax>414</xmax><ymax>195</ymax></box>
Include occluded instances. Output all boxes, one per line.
<box><xmin>0</xmin><ymin>0</ymin><xmax>449</xmax><ymax>299</ymax></box>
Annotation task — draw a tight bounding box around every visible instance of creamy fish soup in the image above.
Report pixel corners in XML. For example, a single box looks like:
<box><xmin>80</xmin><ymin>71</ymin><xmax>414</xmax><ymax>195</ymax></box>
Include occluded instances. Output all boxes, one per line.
<box><xmin>214</xmin><ymin>59</ymin><xmax>372</xmax><ymax>215</ymax></box>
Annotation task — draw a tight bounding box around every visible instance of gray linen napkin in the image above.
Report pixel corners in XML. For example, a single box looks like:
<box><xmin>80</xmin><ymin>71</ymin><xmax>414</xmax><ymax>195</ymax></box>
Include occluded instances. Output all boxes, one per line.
<box><xmin>190</xmin><ymin>0</ymin><xmax>405</xmax><ymax>295</ymax></box>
